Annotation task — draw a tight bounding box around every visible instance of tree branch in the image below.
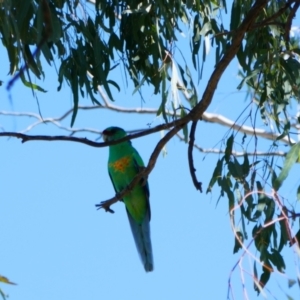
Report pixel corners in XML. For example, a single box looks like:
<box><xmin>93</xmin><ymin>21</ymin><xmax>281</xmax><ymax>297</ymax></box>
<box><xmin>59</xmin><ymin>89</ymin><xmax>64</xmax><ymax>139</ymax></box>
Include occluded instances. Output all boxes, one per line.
<box><xmin>176</xmin><ymin>132</ymin><xmax>287</xmax><ymax>157</ymax></box>
<box><xmin>1</xmin><ymin>105</ymin><xmax>294</xmax><ymax>144</ymax></box>
<box><xmin>0</xmin><ymin>109</ymin><xmax>288</xmax><ymax>157</ymax></box>
<box><xmin>284</xmin><ymin>0</ymin><xmax>300</xmax><ymax>44</ymax></box>
<box><xmin>252</xmin><ymin>0</ymin><xmax>297</xmax><ymax>31</ymax></box>
<box><xmin>0</xmin><ymin>121</ymin><xmax>181</xmax><ymax>147</ymax></box>
<box><xmin>188</xmin><ymin>121</ymin><xmax>202</xmax><ymax>192</ymax></box>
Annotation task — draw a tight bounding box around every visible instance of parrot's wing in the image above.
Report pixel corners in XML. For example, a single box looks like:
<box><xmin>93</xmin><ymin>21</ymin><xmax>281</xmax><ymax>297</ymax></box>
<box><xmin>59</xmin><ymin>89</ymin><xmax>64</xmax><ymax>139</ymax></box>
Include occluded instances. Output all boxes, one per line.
<box><xmin>132</xmin><ymin>148</ymin><xmax>151</xmax><ymax>220</ymax></box>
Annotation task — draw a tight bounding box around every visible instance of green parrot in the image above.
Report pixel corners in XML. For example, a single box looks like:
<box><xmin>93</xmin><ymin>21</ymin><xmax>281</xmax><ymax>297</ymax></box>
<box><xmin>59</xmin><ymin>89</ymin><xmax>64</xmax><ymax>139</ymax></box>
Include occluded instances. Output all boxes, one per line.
<box><xmin>102</xmin><ymin>126</ymin><xmax>154</xmax><ymax>272</ymax></box>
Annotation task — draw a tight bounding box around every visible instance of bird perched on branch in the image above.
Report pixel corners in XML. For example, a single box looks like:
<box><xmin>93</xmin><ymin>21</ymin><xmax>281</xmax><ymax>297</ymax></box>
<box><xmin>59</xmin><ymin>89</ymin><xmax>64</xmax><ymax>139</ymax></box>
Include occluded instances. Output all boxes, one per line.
<box><xmin>102</xmin><ymin>126</ymin><xmax>154</xmax><ymax>272</ymax></box>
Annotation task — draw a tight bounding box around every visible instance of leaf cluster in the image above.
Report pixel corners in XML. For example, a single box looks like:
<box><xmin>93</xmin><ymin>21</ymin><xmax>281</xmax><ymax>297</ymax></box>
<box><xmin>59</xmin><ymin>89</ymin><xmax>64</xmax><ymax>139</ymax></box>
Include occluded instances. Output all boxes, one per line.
<box><xmin>207</xmin><ymin>134</ymin><xmax>300</xmax><ymax>293</ymax></box>
<box><xmin>1</xmin><ymin>1</ymin><xmax>300</xmax><ymax>130</ymax></box>
<box><xmin>1</xmin><ymin>0</ymin><xmax>227</xmax><ymax>124</ymax></box>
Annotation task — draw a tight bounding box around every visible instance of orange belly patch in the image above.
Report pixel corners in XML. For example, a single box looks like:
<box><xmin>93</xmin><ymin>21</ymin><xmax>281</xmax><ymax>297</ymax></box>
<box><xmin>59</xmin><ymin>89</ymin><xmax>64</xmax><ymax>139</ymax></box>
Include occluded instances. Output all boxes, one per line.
<box><xmin>110</xmin><ymin>156</ymin><xmax>131</xmax><ymax>173</ymax></box>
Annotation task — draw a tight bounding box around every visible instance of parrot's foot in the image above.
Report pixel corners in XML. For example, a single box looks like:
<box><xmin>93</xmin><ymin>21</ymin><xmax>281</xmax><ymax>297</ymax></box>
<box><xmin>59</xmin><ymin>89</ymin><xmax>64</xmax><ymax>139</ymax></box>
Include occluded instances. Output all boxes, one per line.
<box><xmin>95</xmin><ymin>199</ymin><xmax>116</xmax><ymax>213</ymax></box>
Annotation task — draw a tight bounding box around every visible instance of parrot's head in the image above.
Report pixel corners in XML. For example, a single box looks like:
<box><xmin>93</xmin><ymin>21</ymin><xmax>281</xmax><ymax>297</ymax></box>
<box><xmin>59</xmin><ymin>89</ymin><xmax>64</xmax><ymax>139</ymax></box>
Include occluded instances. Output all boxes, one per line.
<box><xmin>102</xmin><ymin>127</ymin><xmax>127</xmax><ymax>142</ymax></box>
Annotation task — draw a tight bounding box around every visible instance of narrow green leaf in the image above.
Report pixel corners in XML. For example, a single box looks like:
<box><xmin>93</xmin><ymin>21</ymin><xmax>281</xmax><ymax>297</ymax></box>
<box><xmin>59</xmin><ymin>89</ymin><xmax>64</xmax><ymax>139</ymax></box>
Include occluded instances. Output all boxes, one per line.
<box><xmin>263</xmin><ymin>258</ymin><xmax>273</xmax><ymax>273</ymax></box>
<box><xmin>108</xmin><ymin>32</ymin><xmax>122</xmax><ymax>53</ymax></box>
<box><xmin>297</xmin><ymin>185</ymin><xmax>300</xmax><ymax>201</ymax></box>
<box><xmin>177</xmin><ymin>63</ymin><xmax>187</xmax><ymax>87</ymax></box>
<box><xmin>242</xmin><ymin>153</ymin><xmax>249</xmax><ymax>177</ymax></box>
<box><xmin>0</xmin><ymin>275</ymin><xmax>16</xmax><ymax>285</ymax></box>
<box><xmin>70</xmin><ymin>69</ymin><xmax>79</xmax><ymax>127</ymax></box>
<box><xmin>180</xmin><ymin>107</ymin><xmax>188</xmax><ymax>142</ymax></box>
<box><xmin>237</xmin><ymin>45</ymin><xmax>248</xmax><ymax>72</ymax></box>
<box><xmin>239</xmin><ymin>204</ymin><xmax>248</xmax><ymax>240</ymax></box>
<box><xmin>225</xmin><ymin>134</ymin><xmax>234</xmax><ymax>163</ymax></box>
<box><xmin>192</xmin><ymin>14</ymin><xmax>201</xmax><ymax>69</ymax></box>
<box><xmin>23</xmin><ymin>44</ymin><xmax>41</xmax><ymax>78</ymax></box>
<box><xmin>253</xmin><ymin>261</ymin><xmax>260</xmax><ymax>293</ymax></box>
<box><xmin>266</xmin><ymin>162</ymin><xmax>278</xmax><ymax>188</ymax></box>
<box><xmin>206</xmin><ymin>158</ymin><xmax>224</xmax><ymax>193</ymax></box>
<box><xmin>253</xmin><ymin>195</ymin><xmax>273</xmax><ymax>220</ymax></box>
<box><xmin>157</xmin><ymin>74</ymin><xmax>168</xmax><ymax>123</ymax></box>
<box><xmin>233</xmin><ymin>230</ymin><xmax>244</xmax><ymax>253</ymax></box>
<box><xmin>132</xmin><ymin>76</ymin><xmax>146</xmax><ymax>95</ymax></box>
<box><xmin>252</xmin><ymin>224</ymin><xmax>262</xmax><ymax>250</ymax></box>
<box><xmin>256</xmin><ymin>181</ymin><xmax>263</xmax><ymax>193</ymax></box>
<box><xmin>264</xmin><ymin>199</ymin><xmax>275</xmax><ymax>222</ymax></box>
<box><xmin>49</xmin><ymin>5</ymin><xmax>63</xmax><ymax>43</ymax></box>
<box><xmin>228</xmin><ymin>157</ymin><xmax>244</xmax><ymax>180</ymax></box>
<box><xmin>269</xmin><ymin>249</ymin><xmax>285</xmax><ymax>273</ymax></box>
<box><xmin>20</xmin><ymin>73</ymin><xmax>47</xmax><ymax>92</ymax></box>
<box><xmin>220</xmin><ymin>176</ymin><xmax>235</xmax><ymax>212</ymax></box>
<box><xmin>41</xmin><ymin>43</ymin><xmax>54</xmax><ymax>65</ymax></box>
<box><xmin>289</xmin><ymin>229</ymin><xmax>300</xmax><ymax>247</ymax></box>
<box><xmin>5</xmin><ymin>43</ymin><xmax>18</xmax><ymax>75</ymax></box>
<box><xmin>257</xmin><ymin>270</ymin><xmax>270</xmax><ymax>293</ymax></box>
<box><xmin>0</xmin><ymin>288</ymin><xmax>6</xmax><ymax>300</ymax></box>
<box><xmin>243</xmin><ymin>181</ymin><xmax>255</xmax><ymax>221</ymax></box>
<box><xmin>57</xmin><ymin>59</ymin><xmax>68</xmax><ymax>91</ymax></box>
<box><xmin>83</xmin><ymin>76</ymin><xmax>101</xmax><ymax>106</ymax></box>
<box><xmin>273</xmin><ymin>142</ymin><xmax>300</xmax><ymax>191</ymax></box>
<box><xmin>107</xmin><ymin>80</ymin><xmax>120</xmax><ymax>92</ymax></box>
<box><xmin>288</xmin><ymin>279</ymin><xmax>296</xmax><ymax>288</ymax></box>
<box><xmin>250</xmin><ymin>170</ymin><xmax>256</xmax><ymax>190</ymax></box>
<box><xmin>272</xmin><ymin>225</ymin><xmax>278</xmax><ymax>250</ymax></box>
<box><xmin>237</xmin><ymin>69</ymin><xmax>260</xmax><ymax>90</ymax></box>
<box><xmin>230</xmin><ymin>0</ymin><xmax>241</xmax><ymax>31</ymax></box>
<box><xmin>278</xmin><ymin>207</ymin><xmax>290</xmax><ymax>252</ymax></box>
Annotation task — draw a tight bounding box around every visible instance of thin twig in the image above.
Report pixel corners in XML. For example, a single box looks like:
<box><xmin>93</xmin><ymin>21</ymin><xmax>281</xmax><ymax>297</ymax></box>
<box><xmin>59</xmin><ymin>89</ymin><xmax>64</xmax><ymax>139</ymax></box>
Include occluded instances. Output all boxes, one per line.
<box><xmin>0</xmin><ymin>120</ymin><xmax>181</xmax><ymax>147</ymax></box>
<box><xmin>188</xmin><ymin>121</ymin><xmax>202</xmax><ymax>192</ymax></box>
<box><xmin>176</xmin><ymin>132</ymin><xmax>286</xmax><ymax>157</ymax></box>
<box><xmin>0</xmin><ymin>109</ymin><xmax>288</xmax><ymax>157</ymax></box>
<box><xmin>252</xmin><ymin>0</ymin><xmax>296</xmax><ymax>31</ymax></box>
<box><xmin>1</xmin><ymin>105</ymin><xmax>294</xmax><ymax>144</ymax></box>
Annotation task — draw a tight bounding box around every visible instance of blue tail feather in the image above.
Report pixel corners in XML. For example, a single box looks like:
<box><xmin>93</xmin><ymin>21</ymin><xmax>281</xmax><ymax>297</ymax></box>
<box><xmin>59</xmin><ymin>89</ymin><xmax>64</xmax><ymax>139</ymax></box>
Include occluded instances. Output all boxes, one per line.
<box><xmin>126</xmin><ymin>209</ymin><xmax>154</xmax><ymax>272</ymax></box>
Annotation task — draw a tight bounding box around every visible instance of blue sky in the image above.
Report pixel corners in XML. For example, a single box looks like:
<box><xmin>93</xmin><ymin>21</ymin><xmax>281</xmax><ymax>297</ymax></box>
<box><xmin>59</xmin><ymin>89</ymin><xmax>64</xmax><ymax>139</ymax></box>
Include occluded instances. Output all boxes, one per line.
<box><xmin>1</xmin><ymin>3</ymin><xmax>300</xmax><ymax>300</ymax></box>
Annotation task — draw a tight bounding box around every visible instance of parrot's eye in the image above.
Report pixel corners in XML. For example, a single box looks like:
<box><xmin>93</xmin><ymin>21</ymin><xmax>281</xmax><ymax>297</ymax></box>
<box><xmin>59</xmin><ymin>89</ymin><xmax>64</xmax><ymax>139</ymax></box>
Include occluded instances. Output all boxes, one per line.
<box><xmin>103</xmin><ymin>129</ymin><xmax>115</xmax><ymax>136</ymax></box>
